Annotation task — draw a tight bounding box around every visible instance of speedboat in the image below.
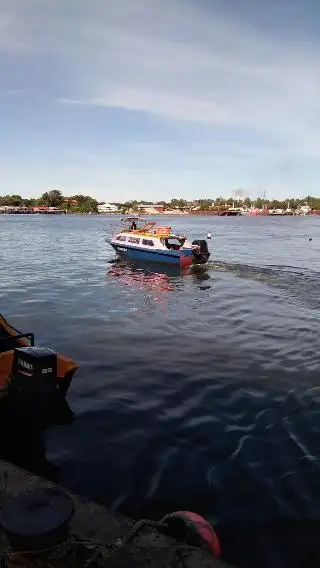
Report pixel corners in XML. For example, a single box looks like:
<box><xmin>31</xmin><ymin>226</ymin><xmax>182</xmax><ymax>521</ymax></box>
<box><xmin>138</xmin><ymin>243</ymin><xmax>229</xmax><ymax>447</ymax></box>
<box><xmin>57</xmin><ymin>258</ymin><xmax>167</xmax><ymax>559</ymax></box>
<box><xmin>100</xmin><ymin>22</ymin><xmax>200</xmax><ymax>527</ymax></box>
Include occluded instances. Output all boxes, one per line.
<box><xmin>0</xmin><ymin>313</ymin><xmax>78</xmax><ymax>429</ymax></box>
<box><xmin>108</xmin><ymin>218</ymin><xmax>210</xmax><ymax>267</ymax></box>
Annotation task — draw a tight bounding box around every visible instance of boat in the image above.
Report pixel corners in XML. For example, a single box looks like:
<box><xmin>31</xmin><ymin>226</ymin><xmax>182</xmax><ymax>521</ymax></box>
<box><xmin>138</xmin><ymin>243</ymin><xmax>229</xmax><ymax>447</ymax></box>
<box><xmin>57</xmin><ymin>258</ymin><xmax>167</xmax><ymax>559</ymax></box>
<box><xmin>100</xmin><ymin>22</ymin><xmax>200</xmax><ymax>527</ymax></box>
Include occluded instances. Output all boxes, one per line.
<box><xmin>0</xmin><ymin>314</ymin><xmax>78</xmax><ymax>429</ymax></box>
<box><xmin>219</xmin><ymin>207</ymin><xmax>243</xmax><ymax>216</ymax></box>
<box><xmin>295</xmin><ymin>203</ymin><xmax>311</xmax><ymax>215</ymax></box>
<box><xmin>108</xmin><ymin>218</ymin><xmax>210</xmax><ymax>267</ymax></box>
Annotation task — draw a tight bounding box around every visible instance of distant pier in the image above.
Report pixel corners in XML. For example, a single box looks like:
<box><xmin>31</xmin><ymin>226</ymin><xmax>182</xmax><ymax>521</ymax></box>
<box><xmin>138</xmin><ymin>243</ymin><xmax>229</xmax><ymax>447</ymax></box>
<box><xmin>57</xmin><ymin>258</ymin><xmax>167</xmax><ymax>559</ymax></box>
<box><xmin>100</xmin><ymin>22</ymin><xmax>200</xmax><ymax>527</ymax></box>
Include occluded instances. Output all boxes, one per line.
<box><xmin>0</xmin><ymin>206</ymin><xmax>66</xmax><ymax>214</ymax></box>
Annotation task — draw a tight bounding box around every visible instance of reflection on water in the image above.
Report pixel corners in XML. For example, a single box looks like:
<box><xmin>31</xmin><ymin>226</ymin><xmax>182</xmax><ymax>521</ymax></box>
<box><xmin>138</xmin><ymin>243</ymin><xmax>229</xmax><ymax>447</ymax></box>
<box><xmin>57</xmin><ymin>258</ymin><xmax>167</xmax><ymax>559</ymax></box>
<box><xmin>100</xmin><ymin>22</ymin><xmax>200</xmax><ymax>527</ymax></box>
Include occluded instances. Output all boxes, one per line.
<box><xmin>107</xmin><ymin>260</ymin><xmax>177</xmax><ymax>293</ymax></box>
<box><xmin>1</xmin><ymin>429</ymin><xmax>59</xmax><ymax>483</ymax></box>
<box><xmin>107</xmin><ymin>259</ymin><xmax>212</xmax><ymax>292</ymax></box>
<box><xmin>106</xmin><ymin>260</ymin><xmax>213</xmax><ymax>316</ymax></box>
<box><xmin>0</xmin><ymin>398</ymin><xmax>74</xmax><ymax>483</ymax></box>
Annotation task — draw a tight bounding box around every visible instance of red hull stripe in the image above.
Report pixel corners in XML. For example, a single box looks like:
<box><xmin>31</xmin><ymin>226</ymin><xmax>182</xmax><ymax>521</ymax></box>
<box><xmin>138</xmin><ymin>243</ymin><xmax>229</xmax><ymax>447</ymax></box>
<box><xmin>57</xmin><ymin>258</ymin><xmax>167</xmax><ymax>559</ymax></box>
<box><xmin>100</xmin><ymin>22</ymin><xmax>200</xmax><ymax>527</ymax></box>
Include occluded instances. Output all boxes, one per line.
<box><xmin>180</xmin><ymin>255</ymin><xmax>193</xmax><ymax>268</ymax></box>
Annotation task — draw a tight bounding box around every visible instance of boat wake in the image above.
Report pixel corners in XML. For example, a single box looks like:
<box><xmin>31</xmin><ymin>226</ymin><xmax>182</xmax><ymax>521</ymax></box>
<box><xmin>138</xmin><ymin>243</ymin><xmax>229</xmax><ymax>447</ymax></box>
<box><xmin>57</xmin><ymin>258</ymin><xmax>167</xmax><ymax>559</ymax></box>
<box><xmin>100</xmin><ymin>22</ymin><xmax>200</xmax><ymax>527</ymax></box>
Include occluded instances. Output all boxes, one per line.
<box><xmin>209</xmin><ymin>261</ymin><xmax>320</xmax><ymax>310</ymax></box>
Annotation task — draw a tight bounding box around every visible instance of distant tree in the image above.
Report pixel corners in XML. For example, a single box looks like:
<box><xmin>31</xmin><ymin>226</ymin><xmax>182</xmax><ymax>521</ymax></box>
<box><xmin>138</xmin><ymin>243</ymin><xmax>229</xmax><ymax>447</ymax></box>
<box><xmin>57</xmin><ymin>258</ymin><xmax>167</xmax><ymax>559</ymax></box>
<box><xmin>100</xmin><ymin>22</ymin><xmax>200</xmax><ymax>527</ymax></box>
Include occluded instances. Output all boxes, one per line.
<box><xmin>120</xmin><ymin>201</ymin><xmax>132</xmax><ymax>213</ymax></box>
<box><xmin>170</xmin><ymin>198</ymin><xmax>188</xmax><ymax>209</ymax></box>
<box><xmin>23</xmin><ymin>198</ymin><xmax>37</xmax><ymax>207</ymax></box>
<box><xmin>40</xmin><ymin>189</ymin><xmax>63</xmax><ymax>207</ymax></box>
<box><xmin>11</xmin><ymin>194</ymin><xmax>23</xmax><ymax>206</ymax></box>
<box><xmin>68</xmin><ymin>194</ymin><xmax>98</xmax><ymax>213</ymax></box>
<box><xmin>197</xmin><ymin>199</ymin><xmax>213</xmax><ymax>210</ymax></box>
<box><xmin>0</xmin><ymin>194</ymin><xmax>23</xmax><ymax>206</ymax></box>
<box><xmin>212</xmin><ymin>196</ymin><xmax>225</xmax><ymax>209</ymax></box>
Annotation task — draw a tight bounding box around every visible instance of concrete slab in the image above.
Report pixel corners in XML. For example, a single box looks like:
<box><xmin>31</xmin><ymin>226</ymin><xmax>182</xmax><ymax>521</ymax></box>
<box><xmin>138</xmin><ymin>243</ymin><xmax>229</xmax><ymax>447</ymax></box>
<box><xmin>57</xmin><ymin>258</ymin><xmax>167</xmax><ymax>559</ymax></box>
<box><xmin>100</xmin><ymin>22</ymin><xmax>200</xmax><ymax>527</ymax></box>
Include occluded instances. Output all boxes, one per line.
<box><xmin>0</xmin><ymin>460</ymin><xmax>235</xmax><ymax>568</ymax></box>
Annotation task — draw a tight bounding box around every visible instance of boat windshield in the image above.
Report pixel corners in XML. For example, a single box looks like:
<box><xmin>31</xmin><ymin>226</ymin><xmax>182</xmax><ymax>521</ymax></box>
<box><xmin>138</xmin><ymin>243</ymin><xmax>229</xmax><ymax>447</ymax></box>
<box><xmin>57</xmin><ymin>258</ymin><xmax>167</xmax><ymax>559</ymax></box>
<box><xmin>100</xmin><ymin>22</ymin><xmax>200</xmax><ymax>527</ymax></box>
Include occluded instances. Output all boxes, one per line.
<box><xmin>120</xmin><ymin>218</ymin><xmax>156</xmax><ymax>233</ymax></box>
<box><xmin>121</xmin><ymin>217</ymin><xmax>143</xmax><ymax>231</ymax></box>
<box><xmin>162</xmin><ymin>236</ymin><xmax>186</xmax><ymax>250</ymax></box>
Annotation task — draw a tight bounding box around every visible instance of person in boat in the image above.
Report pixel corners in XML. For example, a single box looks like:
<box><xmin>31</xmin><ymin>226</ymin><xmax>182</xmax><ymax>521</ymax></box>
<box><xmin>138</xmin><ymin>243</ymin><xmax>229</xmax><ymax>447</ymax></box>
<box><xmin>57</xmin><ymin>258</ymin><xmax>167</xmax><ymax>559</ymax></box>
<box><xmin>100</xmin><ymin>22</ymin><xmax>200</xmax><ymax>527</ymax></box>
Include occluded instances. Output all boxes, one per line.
<box><xmin>163</xmin><ymin>237</ymin><xmax>185</xmax><ymax>250</ymax></box>
<box><xmin>129</xmin><ymin>220</ymin><xmax>137</xmax><ymax>231</ymax></box>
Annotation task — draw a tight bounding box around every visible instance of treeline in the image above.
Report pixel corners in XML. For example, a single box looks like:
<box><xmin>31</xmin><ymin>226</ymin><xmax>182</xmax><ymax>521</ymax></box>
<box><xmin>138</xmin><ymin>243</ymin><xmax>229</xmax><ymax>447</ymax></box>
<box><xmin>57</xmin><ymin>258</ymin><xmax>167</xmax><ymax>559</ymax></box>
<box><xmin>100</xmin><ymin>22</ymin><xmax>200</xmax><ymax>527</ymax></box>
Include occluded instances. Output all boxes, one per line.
<box><xmin>0</xmin><ymin>190</ymin><xmax>98</xmax><ymax>213</ymax></box>
<box><xmin>2</xmin><ymin>192</ymin><xmax>320</xmax><ymax>213</ymax></box>
<box><xmin>117</xmin><ymin>196</ymin><xmax>320</xmax><ymax>211</ymax></box>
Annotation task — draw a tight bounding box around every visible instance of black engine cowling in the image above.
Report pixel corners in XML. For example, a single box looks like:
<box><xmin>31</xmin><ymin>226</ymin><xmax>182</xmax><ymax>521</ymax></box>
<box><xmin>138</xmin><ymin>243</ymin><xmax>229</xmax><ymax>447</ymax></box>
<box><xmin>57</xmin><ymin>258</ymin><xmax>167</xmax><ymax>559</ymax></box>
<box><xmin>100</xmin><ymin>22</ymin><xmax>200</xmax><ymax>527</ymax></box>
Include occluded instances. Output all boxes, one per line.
<box><xmin>192</xmin><ymin>240</ymin><xmax>210</xmax><ymax>264</ymax></box>
<box><xmin>0</xmin><ymin>346</ymin><xmax>77</xmax><ymax>429</ymax></box>
<box><xmin>10</xmin><ymin>347</ymin><xmax>58</xmax><ymax>396</ymax></box>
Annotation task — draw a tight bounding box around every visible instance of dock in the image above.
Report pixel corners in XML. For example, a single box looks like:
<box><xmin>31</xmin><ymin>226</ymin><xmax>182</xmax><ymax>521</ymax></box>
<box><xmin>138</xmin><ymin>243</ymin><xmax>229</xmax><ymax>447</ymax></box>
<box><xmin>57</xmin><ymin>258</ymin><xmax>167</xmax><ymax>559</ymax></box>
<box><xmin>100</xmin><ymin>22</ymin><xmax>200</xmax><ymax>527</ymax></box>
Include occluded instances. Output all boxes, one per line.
<box><xmin>0</xmin><ymin>206</ymin><xmax>66</xmax><ymax>214</ymax></box>
<box><xmin>0</xmin><ymin>459</ymin><xmax>235</xmax><ymax>567</ymax></box>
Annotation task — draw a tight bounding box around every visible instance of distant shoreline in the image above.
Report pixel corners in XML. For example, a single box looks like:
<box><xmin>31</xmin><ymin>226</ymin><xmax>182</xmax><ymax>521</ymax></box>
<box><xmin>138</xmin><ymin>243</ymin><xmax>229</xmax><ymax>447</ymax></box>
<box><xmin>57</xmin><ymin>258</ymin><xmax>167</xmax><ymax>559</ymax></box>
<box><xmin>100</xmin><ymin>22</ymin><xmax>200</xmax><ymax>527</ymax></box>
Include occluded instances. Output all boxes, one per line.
<box><xmin>1</xmin><ymin>209</ymin><xmax>320</xmax><ymax>217</ymax></box>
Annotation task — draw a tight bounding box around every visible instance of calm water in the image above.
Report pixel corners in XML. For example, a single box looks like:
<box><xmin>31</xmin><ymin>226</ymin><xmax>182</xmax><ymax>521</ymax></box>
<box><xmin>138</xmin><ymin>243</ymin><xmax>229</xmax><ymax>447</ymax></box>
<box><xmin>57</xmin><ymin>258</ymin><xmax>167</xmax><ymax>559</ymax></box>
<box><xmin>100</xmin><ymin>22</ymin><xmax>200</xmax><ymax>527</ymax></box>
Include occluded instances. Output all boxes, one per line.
<box><xmin>1</xmin><ymin>214</ymin><xmax>320</xmax><ymax>567</ymax></box>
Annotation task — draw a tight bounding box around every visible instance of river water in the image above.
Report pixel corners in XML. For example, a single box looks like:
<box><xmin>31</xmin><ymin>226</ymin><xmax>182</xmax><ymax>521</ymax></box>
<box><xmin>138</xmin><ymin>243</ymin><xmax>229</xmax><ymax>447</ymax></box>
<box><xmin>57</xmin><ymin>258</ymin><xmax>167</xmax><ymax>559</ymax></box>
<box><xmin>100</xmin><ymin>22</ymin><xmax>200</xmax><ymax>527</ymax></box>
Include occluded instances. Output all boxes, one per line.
<box><xmin>1</xmin><ymin>214</ymin><xmax>320</xmax><ymax>567</ymax></box>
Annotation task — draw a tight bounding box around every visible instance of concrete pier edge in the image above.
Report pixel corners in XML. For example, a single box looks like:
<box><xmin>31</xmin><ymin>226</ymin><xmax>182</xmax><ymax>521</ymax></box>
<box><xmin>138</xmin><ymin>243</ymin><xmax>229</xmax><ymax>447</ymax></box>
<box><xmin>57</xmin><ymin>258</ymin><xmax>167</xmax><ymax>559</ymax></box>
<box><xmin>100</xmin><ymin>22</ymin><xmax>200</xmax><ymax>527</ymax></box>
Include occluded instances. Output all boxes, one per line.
<box><xmin>0</xmin><ymin>459</ymin><xmax>236</xmax><ymax>567</ymax></box>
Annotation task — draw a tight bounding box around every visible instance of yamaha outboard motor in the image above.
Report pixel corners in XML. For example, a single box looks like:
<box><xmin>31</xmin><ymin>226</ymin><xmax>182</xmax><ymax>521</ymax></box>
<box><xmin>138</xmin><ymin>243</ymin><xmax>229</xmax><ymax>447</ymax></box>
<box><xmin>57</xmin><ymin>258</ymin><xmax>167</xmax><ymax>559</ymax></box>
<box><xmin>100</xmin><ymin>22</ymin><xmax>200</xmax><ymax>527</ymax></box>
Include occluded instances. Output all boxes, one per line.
<box><xmin>0</xmin><ymin>346</ymin><xmax>77</xmax><ymax>429</ymax></box>
<box><xmin>10</xmin><ymin>347</ymin><xmax>58</xmax><ymax>396</ymax></box>
<box><xmin>0</xmin><ymin>317</ymin><xmax>77</xmax><ymax>473</ymax></box>
<box><xmin>192</xmin><ymin>240</ymin><xmax>210</xmax><ymax>264</ymax></box>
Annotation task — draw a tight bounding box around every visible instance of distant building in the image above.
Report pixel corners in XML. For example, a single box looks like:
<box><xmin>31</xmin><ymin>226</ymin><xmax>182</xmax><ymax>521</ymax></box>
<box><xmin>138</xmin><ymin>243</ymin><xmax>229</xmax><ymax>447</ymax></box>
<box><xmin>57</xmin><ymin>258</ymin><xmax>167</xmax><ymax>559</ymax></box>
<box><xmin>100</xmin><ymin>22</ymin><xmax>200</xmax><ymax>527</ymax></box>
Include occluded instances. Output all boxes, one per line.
<box><xmin>33</xmin><ymin>206</ymin><xmax>51</xmax><ymax>212</ymax></box>
<box><xmin>137</xmin><ymin>204</ymin><xmax>164</xmax><ymax>214</ymax></box>
<box><xmin>98</xmin><ymin>203</ymin><xmax>119</xmax><ymax>213</ymax></box>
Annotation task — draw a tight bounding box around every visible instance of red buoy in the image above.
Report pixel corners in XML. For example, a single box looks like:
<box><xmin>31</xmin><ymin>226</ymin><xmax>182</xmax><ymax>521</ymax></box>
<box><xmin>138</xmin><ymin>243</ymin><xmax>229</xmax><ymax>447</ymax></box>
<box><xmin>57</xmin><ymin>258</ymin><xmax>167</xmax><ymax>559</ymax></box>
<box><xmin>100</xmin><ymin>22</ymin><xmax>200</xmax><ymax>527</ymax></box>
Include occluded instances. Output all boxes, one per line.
<box><xmin>161</xmin><ymin>510</ymin><xmax>221</xmax><ymax>558</ymax></box>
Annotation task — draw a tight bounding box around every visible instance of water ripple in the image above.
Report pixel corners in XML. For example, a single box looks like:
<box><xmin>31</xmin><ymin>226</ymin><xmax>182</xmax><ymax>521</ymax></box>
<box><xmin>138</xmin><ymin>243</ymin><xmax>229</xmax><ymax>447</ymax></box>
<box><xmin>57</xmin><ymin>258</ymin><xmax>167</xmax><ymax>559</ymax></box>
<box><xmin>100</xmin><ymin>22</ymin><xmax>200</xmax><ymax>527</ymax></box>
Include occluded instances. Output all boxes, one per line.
<box><xmin>2</xmin><ymin>214</ymin><xmax>320</xmax><ymax>567</ymax></box>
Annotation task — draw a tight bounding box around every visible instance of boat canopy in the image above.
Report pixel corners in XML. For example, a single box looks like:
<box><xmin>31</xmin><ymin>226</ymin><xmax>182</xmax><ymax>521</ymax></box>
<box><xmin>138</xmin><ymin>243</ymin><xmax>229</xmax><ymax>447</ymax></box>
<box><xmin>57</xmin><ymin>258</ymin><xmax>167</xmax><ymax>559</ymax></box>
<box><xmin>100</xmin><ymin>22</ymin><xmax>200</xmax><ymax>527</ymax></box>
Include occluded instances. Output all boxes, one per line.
<box><xmin>120</xmin><ymin>217</ymin><xmax>157</xmax><ymax>234</ymax></box>
<box><xmin>119</xmin><ymin>218</ymin><xmax>187</xmax><ymax>241</ymax></box>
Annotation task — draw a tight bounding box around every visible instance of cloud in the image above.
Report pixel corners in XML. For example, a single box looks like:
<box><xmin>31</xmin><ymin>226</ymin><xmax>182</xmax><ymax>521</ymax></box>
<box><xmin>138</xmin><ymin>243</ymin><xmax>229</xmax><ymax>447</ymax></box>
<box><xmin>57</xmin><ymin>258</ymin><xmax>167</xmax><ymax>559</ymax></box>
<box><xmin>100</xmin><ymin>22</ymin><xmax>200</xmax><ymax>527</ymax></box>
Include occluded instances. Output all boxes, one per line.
<box><xmin>48</xmin><ymin>0</ymin><xmax>320</xmax><ymax>151</ymax></box>
<box><xmin>0</xmin><ymin>88</ymin><xmax>25</xmax><ymax>96</ymax></box>
<box><xmin>2</xmin><ymin>0</ymin><xmax>320</xmax><ymax>158</ymax></box>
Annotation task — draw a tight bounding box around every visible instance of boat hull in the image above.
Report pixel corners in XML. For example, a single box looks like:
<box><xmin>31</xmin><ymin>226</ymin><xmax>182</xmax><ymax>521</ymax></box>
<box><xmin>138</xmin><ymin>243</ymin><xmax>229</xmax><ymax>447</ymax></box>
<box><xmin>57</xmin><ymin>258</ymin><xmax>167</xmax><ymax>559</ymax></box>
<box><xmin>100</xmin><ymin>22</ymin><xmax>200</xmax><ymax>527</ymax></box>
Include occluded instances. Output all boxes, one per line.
<box><xmin>110</xmin><ymin>242</ymin><xmax>193</xmax><ymax>267</ymax></box>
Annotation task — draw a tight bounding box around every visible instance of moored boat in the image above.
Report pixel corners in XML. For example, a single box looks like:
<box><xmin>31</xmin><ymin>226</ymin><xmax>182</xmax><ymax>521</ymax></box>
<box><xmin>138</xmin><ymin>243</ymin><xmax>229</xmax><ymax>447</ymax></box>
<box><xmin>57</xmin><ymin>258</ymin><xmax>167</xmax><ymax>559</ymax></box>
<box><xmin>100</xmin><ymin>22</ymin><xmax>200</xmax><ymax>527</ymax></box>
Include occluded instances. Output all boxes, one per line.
<box><xmin>108</xmin><ymin>218</ymin><xmax>210</xmax><ymax>267</ymax></box>
<box><xmin>0</xmin><ymin>314</ymin><xmax>78</xmax><ymax>429</ymax></box>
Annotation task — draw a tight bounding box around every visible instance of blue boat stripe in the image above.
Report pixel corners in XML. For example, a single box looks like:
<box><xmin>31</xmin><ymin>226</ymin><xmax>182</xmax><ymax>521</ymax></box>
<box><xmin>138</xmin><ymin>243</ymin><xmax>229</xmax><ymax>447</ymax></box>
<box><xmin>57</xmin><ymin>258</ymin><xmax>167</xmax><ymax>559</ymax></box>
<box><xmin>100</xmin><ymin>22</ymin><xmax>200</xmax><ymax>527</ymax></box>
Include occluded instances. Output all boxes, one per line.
<box><xmin>111</xmin><ymin>243</ymin><xmax>192</xmax><ymax>259</ymax></box>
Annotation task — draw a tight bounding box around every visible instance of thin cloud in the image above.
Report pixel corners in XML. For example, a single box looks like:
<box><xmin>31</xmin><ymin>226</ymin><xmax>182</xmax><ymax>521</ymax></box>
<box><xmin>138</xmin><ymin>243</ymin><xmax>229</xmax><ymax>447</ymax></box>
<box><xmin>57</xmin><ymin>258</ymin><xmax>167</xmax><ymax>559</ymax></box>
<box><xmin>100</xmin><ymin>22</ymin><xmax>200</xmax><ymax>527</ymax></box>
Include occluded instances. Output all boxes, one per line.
<box><xmin>0</xmin><ymin>89</ymin><xmax>25</xmax><ymax>96</ymax></box>
<box><xmin>47</xmin><ymin>0</ymin><xmax>320</xmax><ymax>153</ymax></box>
<box><xmin>2</xmin><ymin>0</ymin><xmax>320</xmax><ymax>154</ymax></box>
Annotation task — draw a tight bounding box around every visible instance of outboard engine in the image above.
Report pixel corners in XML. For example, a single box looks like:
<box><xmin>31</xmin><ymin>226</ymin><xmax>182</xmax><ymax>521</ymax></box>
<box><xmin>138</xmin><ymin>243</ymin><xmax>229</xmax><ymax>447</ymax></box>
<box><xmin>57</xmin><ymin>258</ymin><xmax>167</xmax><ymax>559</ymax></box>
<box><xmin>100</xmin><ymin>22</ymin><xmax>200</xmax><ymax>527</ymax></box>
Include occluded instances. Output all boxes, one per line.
<box><xmin>10</xmin><ymin>347</ymin><xmax>58</xmax><ymax>396</ymax></box>
<box><xmin>192</xmin><ymin>240</ymin><xmax>210</xmax><ymax>264</ymax></box>
<box><xmin>0</xmin><ymin>346</ymin><xmax>77</xmax><ymax>428</ymax></box>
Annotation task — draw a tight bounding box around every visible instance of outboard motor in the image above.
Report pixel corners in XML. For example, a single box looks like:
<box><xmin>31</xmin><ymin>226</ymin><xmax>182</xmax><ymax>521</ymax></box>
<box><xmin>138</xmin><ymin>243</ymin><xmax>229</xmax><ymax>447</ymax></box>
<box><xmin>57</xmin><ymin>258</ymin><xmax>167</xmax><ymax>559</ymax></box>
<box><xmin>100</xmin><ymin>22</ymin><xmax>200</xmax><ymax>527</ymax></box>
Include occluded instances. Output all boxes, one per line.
<box><xmin>10</xmin><ymin>347</ymin><xmax>58</xmax><ymax>396</ymax></box>
<box><xmin>0</xmin><ymin>346</ymin><xmax>77</xmax><ymax>428</ymax></box>
<box><xmin>192</xmin><ymin>240</ymin><xmax>210</xmax><ymax>264</ymax></box>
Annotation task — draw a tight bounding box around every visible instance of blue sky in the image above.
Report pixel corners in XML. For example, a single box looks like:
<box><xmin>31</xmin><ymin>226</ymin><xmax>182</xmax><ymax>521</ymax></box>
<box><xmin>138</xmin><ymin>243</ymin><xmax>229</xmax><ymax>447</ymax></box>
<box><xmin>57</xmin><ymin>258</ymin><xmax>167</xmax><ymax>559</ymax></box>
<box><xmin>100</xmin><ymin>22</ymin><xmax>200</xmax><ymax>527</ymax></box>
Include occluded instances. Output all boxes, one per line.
<box><xmin>1</xmin><ymin>0</ymin><xmax>320</xmax><ymax>201</ymax></box>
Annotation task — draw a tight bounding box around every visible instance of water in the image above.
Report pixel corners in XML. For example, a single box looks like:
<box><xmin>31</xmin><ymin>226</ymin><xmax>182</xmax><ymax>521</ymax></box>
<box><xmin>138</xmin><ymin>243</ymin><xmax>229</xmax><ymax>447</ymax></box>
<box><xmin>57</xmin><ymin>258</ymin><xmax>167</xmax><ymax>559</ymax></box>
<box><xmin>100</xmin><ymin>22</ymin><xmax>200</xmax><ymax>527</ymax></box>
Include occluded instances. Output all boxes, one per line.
<box><xmin>1</xmin><ymin>214</ymin><xmax>320</xmax><ymax>567</ymax></box>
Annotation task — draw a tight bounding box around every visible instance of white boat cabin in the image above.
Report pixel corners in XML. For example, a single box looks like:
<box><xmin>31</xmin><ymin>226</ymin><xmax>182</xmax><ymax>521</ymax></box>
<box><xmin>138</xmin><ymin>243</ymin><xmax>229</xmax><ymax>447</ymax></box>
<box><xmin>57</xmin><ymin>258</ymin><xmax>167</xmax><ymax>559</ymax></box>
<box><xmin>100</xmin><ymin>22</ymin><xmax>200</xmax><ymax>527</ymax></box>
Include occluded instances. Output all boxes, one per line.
<box><xmin>114</xmin><ymin>217</ymin><xmax>193</xmax><ymax>251</ymax></box>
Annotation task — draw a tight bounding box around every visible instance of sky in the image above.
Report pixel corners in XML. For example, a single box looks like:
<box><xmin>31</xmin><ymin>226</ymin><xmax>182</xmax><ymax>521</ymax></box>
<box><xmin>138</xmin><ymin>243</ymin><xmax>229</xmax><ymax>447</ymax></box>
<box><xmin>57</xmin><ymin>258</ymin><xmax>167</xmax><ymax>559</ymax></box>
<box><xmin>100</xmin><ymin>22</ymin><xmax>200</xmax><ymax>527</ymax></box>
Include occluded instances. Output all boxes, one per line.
<box><xmin>1</xmin><ymin>0</ymin><xmax>320</xmax><ymax>202</ymax></box>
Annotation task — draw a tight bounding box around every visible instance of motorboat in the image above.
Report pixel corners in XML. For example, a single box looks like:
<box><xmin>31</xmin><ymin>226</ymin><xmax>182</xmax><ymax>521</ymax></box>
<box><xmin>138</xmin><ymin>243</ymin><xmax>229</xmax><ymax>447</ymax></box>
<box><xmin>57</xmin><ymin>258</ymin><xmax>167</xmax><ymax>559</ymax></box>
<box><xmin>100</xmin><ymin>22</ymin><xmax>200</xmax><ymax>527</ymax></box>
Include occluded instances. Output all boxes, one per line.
<box><xmin>219</xmin><ymin>207</ymin><xmax>243</xmax><ymax>216</ymax></box>
<box><xmin>0</xmin><ymin>314</ymin><xmax>78</xmax><ymax>429</ymax></box>
<box><xmin>108</xmin><ymin>218</ymin><xmax>210</xmax><ymax>267</ymax></box>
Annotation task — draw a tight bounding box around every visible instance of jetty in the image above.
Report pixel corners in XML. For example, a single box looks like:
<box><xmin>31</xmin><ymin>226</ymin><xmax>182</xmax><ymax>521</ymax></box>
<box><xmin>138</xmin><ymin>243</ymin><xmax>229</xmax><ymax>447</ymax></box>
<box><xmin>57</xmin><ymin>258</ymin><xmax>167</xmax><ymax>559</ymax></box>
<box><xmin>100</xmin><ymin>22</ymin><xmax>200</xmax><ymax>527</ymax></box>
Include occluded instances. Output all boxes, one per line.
<box><xmin>0</xmin><ymin>206</ymin><xmax>66</xmax><ymax>214</ymax></box>
<box><xmin>0</xmin><ymin>459</ymin><xmax>234</xmax><ymax>568</ymax></box>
